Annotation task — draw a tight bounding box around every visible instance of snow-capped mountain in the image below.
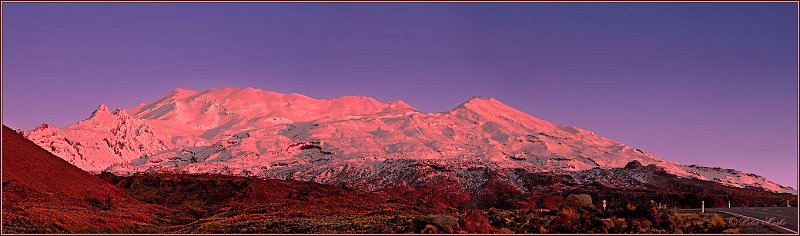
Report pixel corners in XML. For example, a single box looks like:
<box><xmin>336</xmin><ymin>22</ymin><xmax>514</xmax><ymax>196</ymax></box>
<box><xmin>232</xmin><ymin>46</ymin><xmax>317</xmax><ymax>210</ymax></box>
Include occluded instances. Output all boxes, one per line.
<box><xmin>22</xmin><ymin>87</ymin><xmax>795</xmax><ymax>194</ymax></box>
<box><xmin>24</xmin><ymin>105</ymin><xmax>169</xmax><ymax>172</ymax></box>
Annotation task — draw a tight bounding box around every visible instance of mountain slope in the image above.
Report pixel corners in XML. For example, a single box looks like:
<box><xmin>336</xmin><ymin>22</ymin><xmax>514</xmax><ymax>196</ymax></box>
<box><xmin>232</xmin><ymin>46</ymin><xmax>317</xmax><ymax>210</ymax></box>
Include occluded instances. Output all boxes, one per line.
<box><xmin>22</xmin><ymin>106</ymin><xmax>170</xmax><ymax>172</ymax></box>
<box><xmin>2</xmin><ymin>125</ymin><xmax>163</xmax><ymax>233</ymax></box>
<box><xmin>22</xmin><ymin>87</ymin><xmax>794</xmax><ymax>194</ymax></box>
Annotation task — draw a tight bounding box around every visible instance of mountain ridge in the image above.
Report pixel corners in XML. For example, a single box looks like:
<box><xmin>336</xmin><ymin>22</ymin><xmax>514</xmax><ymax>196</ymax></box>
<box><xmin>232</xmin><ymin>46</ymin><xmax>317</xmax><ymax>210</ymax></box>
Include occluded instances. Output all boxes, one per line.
<box><xmin>21</xmin><ymin>87</ymin><xmax>795</xmax><ymax>194</ymax></box>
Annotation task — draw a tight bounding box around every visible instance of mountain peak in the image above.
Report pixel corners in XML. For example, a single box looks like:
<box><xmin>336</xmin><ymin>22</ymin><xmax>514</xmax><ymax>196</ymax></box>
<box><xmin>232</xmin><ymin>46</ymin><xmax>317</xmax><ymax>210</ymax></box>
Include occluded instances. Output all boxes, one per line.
<box><xmin>89</xmin><ymin>104</ymin><xmax>111</xmax><ymax>119</ymax></box>
<box><xmin>241</xmin><ymin>86</ymin><xmax>262</xmax><ymax>92</ymax></box>
<box><xmin>334</xmin><ymin>95</ymin><xmax>381</xmax><ymax>105</ymax></box>
<box><xmin>466</xmin><ymin>96</ymin><xmax>497</xmax><ymax>102</ymax></box>
<box><xmin>388</xmin><ymin>100</ymin><xmax>415</xmax><ymax>111</ymax></box>
<box><xmin>32</xmin><ymin>123</ymin><xmax>57</xmax><ymax>132</ymax></box>
<box><xmin>462</xmin><ymin>96</ymin><xmax>505</xmax><ymax>106</ymax></box>
<box><xmin>112</xmin><ymin>108</ymin><xmax>130</xmax><ymax>118</ymax></box>
<box><xmin>96</xmin><ymin>103</ymin><xmax>110</xmax><ymax>112</ymax></box>
<box><xmin>453</xmin><ymin>96</ymin><xmax>516</xmax><ymax>114</ymax></box>
<box><xmin>173</xmin><ymin>88</ymin><xmax>196</xmax><ymax>94</ymax></box>
<box><xmin>168</xmin><ymin>88</ymin><xmax>198</xmax><ymax>100</ymax></box>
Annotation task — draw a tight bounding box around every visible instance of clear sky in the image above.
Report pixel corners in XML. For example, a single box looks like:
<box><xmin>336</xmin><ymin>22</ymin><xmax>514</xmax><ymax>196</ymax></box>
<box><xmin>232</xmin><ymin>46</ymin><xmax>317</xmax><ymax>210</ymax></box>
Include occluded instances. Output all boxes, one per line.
<box><xmin>2</xmin><ymin>3</ymin><xmax>797</xmax><ymax>188</ymax></box>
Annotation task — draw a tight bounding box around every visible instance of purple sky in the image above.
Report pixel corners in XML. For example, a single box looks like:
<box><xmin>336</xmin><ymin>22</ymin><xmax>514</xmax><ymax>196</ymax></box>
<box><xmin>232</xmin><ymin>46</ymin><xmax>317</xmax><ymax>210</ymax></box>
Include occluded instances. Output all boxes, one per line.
<box><xmin>2</xmin><ymin>3</ymin><xmax>797</xmax><ymax>188</ymax></box>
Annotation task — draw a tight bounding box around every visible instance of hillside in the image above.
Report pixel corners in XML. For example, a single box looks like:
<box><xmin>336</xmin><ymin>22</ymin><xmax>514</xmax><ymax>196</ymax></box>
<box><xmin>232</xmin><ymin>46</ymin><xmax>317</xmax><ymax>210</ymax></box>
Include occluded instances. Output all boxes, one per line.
<box><xmin>1</xmin><ymin>125</ymin><xmax>163</xmax><ymax>233</ymax></box>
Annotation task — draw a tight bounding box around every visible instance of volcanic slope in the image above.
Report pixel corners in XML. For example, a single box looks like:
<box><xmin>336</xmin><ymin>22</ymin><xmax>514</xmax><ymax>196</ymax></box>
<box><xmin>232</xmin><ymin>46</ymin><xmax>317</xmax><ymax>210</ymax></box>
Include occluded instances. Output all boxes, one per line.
<box><xmin>2</xmin><ymin>125</ymin><xmax>163</xmax><ymax>233</ymax></box>
<box><xmin>22</xmin><ymin>87</ymin><xmax>795</xmax><ymax>194</ymax></box>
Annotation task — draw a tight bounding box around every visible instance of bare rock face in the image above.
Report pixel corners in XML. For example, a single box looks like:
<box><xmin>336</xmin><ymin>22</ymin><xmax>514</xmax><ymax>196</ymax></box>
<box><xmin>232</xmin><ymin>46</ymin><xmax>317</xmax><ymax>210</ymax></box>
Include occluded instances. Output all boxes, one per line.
<box><xmin>23</xmin><ymin>104</ymin><xmax>170</xmax><ymax>172</ymax></box>
<box><xmin>23</xmin><ymin>87</ymin><xmax>795</xmax><ymax>194</ymax></box>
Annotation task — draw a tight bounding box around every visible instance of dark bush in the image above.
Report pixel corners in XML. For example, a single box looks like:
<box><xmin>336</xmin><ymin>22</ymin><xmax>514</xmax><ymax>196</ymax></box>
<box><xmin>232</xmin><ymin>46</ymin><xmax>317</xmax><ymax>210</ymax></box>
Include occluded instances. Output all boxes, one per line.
<box><xmin>85</xmin><ymin>195</ymin><xmax>112</xmax><ymax>210</ymax></box>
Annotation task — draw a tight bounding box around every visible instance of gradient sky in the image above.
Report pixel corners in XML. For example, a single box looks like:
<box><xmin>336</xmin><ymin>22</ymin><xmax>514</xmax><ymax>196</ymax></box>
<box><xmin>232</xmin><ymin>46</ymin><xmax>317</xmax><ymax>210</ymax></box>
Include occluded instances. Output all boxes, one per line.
<box><xmin>2</xmin><ymin>3</ymin><xmax>797</xmax><ymax>188</ymax></box>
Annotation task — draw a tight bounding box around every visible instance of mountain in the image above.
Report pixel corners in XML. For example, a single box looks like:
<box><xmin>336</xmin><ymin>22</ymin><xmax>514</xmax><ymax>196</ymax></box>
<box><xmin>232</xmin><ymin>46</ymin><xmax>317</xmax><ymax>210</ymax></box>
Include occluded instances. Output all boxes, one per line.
<box><xmin>22</xmin><ymin>106</ymin><xmax>168</xmax><ymax>173</ymax></box>
<box><xmin>2</xmin><ymin>125</ymin><xmax>162</xmax><ymax>233</ymax></box>
<box><xmin>22</xmin><ymin>87</ymin><xmax>795</xmax><ymax>194</ymax></box>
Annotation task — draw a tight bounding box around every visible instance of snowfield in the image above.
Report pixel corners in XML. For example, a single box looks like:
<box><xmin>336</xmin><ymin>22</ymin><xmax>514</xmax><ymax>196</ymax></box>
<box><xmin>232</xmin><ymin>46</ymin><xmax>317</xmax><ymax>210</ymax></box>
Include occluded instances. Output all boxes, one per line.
<box><xmin>23</xmin><ymin>87</ymin><xmax>795</xmax><ymax>194</ymax></box>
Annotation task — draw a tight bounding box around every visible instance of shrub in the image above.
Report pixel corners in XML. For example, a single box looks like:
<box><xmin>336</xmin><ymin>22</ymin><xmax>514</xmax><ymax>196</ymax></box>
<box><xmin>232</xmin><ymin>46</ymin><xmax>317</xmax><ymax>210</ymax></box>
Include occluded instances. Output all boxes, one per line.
<box><xmin>709</xmin><ymin>213</ymin><xmax>725</xmax><ymax>229</ymax></box>
<box><xmin>85</xmin><ymin>195</ymin><xmax>112</xmax><ymax>210</ymax></box>
<box><xmin>638</xmin><ymin>219</ymin><xmax>653</xmax><ymax>232</ymax></box>
<box><xmin>556</xmin><ymin>207</ymin><xmax>577</xmax><ymax>226</ymax></box>
<box><xmin>458</xmin><ymin>210</ymin><xmax>495</xmax><ymax>233</ymax></box>
<box><xmin>671</xmin><ymin>212</ymin><xmax>729</xmax><ymax>233</ymax></box>
<box><xmin>601</xmin><ymin>217</ymin><xmax>628</xmax><ymax>233</ymax></box>
<box><xmin>541</xmin><ymin>196</ymin><xmax>563</xmax><ymax>210</ymax></box>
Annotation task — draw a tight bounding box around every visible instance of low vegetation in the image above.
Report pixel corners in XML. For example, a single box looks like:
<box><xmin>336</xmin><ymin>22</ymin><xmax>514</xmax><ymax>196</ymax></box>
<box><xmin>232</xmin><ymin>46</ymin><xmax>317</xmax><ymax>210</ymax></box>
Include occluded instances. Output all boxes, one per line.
<box><xmin>85</xmin><ymin>173</ymin><xmax>763</xmax><ymax>233</ymax></box>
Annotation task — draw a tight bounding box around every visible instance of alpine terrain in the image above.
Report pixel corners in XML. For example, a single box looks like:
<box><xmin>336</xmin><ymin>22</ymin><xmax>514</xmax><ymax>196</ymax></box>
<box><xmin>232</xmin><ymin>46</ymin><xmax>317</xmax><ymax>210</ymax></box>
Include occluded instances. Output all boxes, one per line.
<box><xmin>22</xmin><ymin>87</ymin><xmax>795</xmax><ymax>195</ymax></box>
